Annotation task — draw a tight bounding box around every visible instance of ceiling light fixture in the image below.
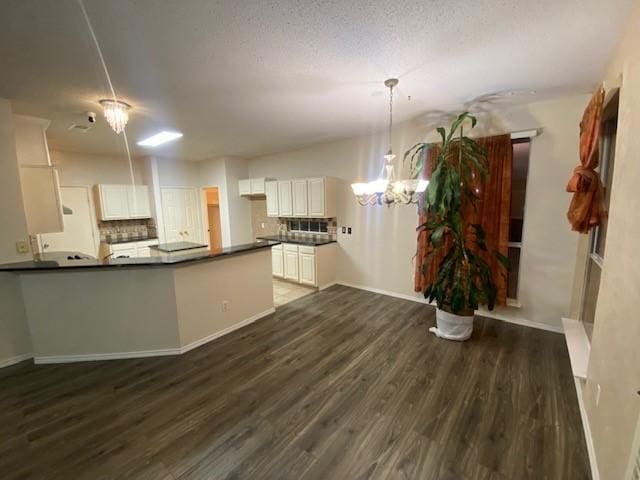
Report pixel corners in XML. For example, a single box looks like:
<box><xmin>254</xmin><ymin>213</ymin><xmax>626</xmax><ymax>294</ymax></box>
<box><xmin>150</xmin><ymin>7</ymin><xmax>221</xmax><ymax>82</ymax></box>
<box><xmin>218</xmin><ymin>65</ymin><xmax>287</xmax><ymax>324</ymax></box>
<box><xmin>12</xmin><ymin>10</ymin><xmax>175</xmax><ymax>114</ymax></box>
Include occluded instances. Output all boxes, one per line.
<box><xmin>99</xmin><ymin>99</ymin><xmax>130</xmax><ymax>134</ymax></box>
<box><xmin>137</xmin><ymin>131</ymin><xmax>183</xmax><ymax>147</ymax></box>
<box><xmin>351</xmin><ymin>78</ymin><xmax>427</xmax><ymax>206</ymax></box>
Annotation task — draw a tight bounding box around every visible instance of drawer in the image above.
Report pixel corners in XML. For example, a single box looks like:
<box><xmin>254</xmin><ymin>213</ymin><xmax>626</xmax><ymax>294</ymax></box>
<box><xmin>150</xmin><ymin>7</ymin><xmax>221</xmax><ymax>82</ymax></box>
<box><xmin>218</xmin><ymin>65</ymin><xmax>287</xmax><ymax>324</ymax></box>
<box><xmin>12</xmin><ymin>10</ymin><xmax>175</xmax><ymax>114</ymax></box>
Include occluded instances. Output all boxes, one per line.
<box><xmin>299</xmin><ymin>245</ymin><xmax>316</xmax><ymax>255</ymax></box>
<box><xmin>272</xmin><ymin>244</ymin><xmax>283</xmax><ymax>252</ymax></box>
<box><xmin>284</xmin><ymin>243</ymin><xmax>299</xmax><ymax>252</ymax></box>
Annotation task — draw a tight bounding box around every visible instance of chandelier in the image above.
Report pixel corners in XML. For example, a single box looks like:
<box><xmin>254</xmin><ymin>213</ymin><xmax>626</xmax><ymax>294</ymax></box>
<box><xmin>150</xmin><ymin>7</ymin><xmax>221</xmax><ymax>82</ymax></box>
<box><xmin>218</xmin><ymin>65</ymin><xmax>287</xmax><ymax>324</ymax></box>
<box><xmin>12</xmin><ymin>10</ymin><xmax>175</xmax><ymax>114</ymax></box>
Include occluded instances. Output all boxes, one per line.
<box><xmin>351</xmin><ymin>78</ymin><xmax>427</xmax><ymax>205</ymax></box>
<box><xmin>99</xmin><ymin>99</ymin><xmax>130</xmax><ymax>134</ymax></box>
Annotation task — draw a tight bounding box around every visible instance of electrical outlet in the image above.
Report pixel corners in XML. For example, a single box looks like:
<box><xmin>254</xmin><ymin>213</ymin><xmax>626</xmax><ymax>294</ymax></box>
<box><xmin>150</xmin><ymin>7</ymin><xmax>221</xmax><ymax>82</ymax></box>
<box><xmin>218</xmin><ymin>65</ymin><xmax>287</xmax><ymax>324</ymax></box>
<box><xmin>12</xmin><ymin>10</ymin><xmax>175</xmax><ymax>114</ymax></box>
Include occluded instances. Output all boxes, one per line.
<box><xmin>596</xmin><ymin>384</ymin><xmax>601</xmax><ymax>406</ymax></box>
<box><xmin>16</xmin><ymin>241</ymin><xmax>30</xmax><ymax>254</ymax></box>
<box><xmin>261</xmin><ymin>222</ymin><xmax>265</xmax><ymax>229</ymax></box>
<box><xmin>222</xmin><ymin>300</ymin><xmax>229</xmax><ymax>312</ymax></box>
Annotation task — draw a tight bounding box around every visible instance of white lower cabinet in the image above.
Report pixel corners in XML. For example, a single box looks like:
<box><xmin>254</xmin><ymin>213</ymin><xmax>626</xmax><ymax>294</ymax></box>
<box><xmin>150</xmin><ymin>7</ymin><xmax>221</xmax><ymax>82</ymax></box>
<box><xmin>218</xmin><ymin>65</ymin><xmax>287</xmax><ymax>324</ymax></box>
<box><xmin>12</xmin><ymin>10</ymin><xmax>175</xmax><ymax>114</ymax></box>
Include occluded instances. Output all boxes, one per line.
<box><xmin>272</xmin><ymin>244</ymin><xmax>284</xmax><ymax>277</ymax></box>
<box><xmin>283</xmin><ymin>244</ymin><xmax>299</xmax><ymax>281</ymax></box>
<box><xmin>299</xmin><ymin>249</ymin><xmax>317</xmax><ymax>286</ymax></box>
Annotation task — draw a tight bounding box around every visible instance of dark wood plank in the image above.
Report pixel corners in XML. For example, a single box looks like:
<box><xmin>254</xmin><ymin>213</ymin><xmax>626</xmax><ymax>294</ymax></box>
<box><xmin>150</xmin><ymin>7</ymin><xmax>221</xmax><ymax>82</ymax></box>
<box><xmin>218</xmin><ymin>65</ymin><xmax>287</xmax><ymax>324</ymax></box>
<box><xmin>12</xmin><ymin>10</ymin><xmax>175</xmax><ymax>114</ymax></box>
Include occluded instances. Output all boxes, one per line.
<box><xmin>0</xmin><ymin>285</ymin><xmax>590</xmax><ymax>480</ymax></box>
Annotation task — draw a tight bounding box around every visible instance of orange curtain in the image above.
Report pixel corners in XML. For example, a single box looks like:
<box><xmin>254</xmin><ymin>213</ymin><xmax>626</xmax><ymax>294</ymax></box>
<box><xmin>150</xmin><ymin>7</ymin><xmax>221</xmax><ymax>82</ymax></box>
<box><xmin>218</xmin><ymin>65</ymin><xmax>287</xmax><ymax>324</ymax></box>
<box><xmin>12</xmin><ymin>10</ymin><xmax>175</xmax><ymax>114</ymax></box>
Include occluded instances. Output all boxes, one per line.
<box><xmin>414</xmin><ymin>135</ymin><xmax>512</xmax><ymax>305</ymax></box>
<box><xmin>566</xmin><ymin>87</ymin><xmax>606</xmax><ymax>233</ymax></box>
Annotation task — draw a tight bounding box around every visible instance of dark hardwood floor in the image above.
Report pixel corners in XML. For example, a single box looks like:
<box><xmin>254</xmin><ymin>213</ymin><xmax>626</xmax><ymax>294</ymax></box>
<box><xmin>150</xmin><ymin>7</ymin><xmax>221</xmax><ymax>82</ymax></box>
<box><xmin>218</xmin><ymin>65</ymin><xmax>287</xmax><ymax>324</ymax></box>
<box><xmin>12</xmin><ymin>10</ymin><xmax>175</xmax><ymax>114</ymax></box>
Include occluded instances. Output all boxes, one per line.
<box><xmin>0</xmin><ymin>285</ymin><xmax>590</xmax><ymax>480</ymax></box>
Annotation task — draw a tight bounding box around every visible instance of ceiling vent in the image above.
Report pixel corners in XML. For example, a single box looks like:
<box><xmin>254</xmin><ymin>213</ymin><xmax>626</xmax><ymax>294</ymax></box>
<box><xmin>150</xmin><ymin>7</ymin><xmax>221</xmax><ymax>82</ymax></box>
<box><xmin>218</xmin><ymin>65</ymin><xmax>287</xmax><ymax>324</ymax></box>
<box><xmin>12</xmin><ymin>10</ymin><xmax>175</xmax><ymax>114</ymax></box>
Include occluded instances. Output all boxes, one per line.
<box><xmin>67</xmin><ymin>124</ymin><xmax>92</xmax><ymax>133</ymax></box>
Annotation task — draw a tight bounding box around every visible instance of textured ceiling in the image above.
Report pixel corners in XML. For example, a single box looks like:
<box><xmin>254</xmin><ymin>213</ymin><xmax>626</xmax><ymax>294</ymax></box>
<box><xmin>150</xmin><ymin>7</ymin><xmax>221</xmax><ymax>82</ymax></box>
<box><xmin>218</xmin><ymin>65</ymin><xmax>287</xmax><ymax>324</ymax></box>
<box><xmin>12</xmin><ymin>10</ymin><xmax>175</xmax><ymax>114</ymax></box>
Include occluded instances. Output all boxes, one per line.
<box><xmin>0</xmin><ymin>0</ymin><xmax>634</xmax><ymax>160</ymax></box>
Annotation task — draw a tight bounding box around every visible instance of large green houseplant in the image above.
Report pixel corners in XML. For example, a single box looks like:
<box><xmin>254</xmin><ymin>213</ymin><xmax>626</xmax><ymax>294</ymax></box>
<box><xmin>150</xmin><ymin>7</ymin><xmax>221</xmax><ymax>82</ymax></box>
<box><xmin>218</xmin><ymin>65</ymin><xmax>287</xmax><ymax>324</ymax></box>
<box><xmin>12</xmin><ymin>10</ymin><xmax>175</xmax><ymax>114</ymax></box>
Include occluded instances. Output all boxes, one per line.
<box><xmin>405</xmin><ymin>112</ymin><xmax>508</xmax><ymax>341</ymax></box>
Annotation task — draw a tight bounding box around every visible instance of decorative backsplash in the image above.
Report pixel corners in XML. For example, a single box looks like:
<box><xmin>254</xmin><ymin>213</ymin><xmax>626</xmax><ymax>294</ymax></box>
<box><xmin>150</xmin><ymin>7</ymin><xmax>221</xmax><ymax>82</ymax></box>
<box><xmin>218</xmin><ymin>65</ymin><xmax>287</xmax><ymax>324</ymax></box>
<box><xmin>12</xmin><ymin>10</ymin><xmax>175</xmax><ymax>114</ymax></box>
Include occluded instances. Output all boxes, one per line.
<box><xmin>279</xmin><ymin>218</ymin><xmax>337</xmax><ymax>239</ymax></box>
<box><xmin>99</xmin><ymin>218</ymin><xmax>157</xmax><ymax>243</ymax></box>
<box><xmin>250</xmin><ymin>198</ymin><xmax>337</xmax><ymax>240</ymax></box>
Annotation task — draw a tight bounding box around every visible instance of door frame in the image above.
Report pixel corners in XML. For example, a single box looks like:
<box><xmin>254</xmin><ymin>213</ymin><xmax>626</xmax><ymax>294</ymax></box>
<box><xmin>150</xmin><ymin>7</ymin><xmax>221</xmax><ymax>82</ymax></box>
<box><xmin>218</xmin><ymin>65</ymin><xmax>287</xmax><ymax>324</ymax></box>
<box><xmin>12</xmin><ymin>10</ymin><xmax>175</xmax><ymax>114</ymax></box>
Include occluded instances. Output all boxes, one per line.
<box><xmin>200</xmin><ymin>186</ymin><xmax>226</xmax><ymax>248</ymax></box>
<box><xmin>36</xmin><ymin>185</ymin><xmax>100</xmax><ymax>256</ymax></box>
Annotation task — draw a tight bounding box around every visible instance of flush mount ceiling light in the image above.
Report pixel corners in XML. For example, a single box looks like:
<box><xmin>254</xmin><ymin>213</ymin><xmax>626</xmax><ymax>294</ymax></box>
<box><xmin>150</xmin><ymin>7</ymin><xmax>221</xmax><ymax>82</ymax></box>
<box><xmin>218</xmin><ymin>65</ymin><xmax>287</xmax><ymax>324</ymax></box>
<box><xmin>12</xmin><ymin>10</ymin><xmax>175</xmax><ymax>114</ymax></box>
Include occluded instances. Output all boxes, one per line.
<box><xmin>99</xmin><ymin>99</ymin><xmax>130</xmax><ymax>134</ymax></box>
<box><xmin>137</xmin><ymin>131</ymin><xmax>183</xmax><ymax>147</ymax></box>
<box><xmin>351</xmin><ymin>78</ymin><xmax>427</xmax><ymax>206</ymax></box>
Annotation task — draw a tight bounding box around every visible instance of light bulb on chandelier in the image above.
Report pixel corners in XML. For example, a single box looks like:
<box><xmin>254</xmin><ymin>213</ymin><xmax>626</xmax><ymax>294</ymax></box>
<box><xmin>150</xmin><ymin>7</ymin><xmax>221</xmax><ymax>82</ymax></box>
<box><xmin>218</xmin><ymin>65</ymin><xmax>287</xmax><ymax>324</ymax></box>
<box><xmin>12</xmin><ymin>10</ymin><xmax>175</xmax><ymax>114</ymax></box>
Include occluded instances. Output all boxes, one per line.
<box><xmin>99</xmin><ymin>99</ymin><xmax>131</xmax><ymax>134</ymax></box>
<box><xmin>350</xmin><ymin>78</ymin><xmax>428</xmax><ymax>206</ymax></box>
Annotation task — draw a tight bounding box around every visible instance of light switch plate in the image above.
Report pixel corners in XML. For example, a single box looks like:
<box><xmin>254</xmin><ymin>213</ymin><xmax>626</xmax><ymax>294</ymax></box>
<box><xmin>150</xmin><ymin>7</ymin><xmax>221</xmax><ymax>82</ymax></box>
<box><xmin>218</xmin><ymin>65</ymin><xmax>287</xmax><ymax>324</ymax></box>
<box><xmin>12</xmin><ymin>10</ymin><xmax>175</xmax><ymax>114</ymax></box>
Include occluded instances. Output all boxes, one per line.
<box><xmin>16</xmin><ymin>241</ymin><xmax>30</xmax><ymax>254</ymax></box>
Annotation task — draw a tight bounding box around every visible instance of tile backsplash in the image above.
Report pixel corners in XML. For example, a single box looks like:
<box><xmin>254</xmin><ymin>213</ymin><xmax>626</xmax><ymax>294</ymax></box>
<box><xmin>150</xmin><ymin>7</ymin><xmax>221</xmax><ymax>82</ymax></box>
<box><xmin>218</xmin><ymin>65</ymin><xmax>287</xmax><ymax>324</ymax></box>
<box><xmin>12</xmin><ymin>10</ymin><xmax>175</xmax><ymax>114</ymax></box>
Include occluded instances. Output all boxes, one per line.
<box><xmin>99</xmin><ymin>219</ymin><xmax>157</xmax><ymax>243</ymax></box>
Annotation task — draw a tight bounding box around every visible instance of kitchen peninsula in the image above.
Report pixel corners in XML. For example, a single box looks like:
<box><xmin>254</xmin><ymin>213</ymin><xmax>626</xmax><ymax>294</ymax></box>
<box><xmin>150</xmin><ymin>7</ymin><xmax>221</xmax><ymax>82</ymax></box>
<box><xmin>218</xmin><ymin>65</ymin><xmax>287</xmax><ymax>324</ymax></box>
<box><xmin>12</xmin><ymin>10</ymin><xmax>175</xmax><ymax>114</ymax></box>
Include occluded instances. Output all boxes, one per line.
<box><xmin>0</xmin><ymin>241</ymin><xmax>279</xmax><ymax>363</ymax></box>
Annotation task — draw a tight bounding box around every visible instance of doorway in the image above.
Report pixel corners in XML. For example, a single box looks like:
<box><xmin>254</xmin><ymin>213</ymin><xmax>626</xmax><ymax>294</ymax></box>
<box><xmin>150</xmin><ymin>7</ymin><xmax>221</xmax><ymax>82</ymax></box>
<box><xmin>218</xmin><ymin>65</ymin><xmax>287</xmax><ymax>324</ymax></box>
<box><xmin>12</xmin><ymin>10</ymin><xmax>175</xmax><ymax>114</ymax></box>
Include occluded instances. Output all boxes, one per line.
<box><xmin>204</xmin><ymin>187</ymin><xmax>222</xmax><ymax>250</ymax></box>
<box><xmin>38</xmin><ymin>186</ymin><xmax>99</xmax><ymax>257</ymax></box>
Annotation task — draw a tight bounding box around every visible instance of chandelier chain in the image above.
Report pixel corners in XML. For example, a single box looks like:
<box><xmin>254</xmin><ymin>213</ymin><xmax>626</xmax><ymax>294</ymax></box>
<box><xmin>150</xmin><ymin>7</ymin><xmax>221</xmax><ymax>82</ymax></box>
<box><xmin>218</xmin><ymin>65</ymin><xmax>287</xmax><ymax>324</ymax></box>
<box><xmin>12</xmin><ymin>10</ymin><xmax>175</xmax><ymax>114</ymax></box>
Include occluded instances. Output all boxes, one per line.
<box><xmin>388</xmin><ymin>82</ymin><xmax>393</xmax><ymax>154</ymax></box>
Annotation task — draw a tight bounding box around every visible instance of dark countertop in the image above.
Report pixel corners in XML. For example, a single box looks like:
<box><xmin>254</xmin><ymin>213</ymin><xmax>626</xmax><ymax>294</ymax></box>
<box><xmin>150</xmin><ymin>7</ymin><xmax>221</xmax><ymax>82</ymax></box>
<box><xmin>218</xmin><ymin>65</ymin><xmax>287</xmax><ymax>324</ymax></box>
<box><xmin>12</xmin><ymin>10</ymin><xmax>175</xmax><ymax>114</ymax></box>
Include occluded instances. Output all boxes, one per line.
<box><xmin>150</xmin><ymin>241</ymin><xmax>208</xmax><ymax>253</ymax></box>
<box><xmin>0</xmin><ymin>241</ymin><xmax>280</xmax><ymax>272</ymax></box>
<box><xmin>104</xmin><ymin>236</ymin><xmax>159</xmax><ymax>245</ymax></box>
<box><xmin>256</xmin><ymin>235</ymin><xmax>337</xmax><ymax>246</ymax></box>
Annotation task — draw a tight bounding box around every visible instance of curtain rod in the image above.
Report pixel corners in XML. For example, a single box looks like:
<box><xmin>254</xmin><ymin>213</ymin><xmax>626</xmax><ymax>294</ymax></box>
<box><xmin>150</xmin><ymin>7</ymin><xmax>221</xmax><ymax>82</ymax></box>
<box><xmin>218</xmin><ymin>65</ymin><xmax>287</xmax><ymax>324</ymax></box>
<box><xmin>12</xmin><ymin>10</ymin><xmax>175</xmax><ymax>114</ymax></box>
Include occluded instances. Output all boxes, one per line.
<box><xmin>510</xmin><ymin>128</ymin><xmax>541</xmax><ymax>140</ymax></box>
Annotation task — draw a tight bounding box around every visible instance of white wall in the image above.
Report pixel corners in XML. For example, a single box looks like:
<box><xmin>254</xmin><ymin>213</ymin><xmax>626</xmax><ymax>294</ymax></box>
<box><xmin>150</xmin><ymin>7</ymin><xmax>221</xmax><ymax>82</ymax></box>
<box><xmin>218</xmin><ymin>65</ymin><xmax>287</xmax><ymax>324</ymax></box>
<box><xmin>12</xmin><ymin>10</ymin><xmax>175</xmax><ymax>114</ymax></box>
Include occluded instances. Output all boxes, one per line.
<box><xmin>50</xmin><ymin>150</ymin><xmax>149</xmax><ymax>187</ymax></box>
<box><xmin>248</xmin><ymin>94</ymin><xmax>589</xmax><ymax>329</ymax></box>
<box><xmin>579</xmin><ymin>5</ymin><xmax>640</xmax><ymax>479</ymax></box>
<box><xmin>0</xmin><ymin>98</ymin><xmax>32</xmax><ymax>365</ymax></box>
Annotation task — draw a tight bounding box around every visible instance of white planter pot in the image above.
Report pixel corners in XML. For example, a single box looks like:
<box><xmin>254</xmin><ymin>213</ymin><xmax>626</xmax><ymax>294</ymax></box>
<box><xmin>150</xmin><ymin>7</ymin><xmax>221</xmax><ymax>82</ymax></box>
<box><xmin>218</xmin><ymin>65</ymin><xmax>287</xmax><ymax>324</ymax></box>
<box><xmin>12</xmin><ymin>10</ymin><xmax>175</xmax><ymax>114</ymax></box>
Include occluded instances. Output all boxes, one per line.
<box><xmin>429</xmin><ymin>308</ymin><xmax>474</xmax><ymax>341</ymax></box>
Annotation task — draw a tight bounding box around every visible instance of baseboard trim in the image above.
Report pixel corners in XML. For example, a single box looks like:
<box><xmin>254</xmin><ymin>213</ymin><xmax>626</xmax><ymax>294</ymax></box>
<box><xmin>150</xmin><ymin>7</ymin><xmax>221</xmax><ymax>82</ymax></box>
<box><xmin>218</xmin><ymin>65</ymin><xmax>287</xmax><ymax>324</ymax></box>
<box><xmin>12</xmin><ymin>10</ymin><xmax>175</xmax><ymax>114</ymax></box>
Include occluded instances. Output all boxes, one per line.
<box><xmin>0</xmin><ymin>352</ymin><xmax>33</xmax><ymax>369</ymax></box>
<box><xmin>319</xmin><ymin>281</ymin><xmax>338</xmax><ymax>291</ymax></box>
<box><xmin>34</xmin><ymin>348</ymin><xmax>181</xmax><ymax>364</ymax></box>
<box><xmin>573</xmin><ymin>377</ymin><xmax>600</xmax><ymax>480</ymax></box>
<box><xmin>180</xmin><ymin>307</ymin><xmax>276</xmax><ymax>354</ymax></box>
<box><xmin>33</xmin><ymin>307</ymin><xmax>277</xmax><ymax>365</ymax></box>
<box><xmin>335</xmin><ymin>282</ymin><xmax>563</xmax><ymax>334</ymax></box>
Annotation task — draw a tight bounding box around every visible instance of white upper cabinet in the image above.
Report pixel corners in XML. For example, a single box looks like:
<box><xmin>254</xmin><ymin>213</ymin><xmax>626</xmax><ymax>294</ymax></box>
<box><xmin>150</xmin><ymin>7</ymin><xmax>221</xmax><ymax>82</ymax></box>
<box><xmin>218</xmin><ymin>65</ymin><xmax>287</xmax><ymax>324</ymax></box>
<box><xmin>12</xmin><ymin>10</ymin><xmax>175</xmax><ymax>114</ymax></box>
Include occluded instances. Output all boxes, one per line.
<box><xmin>95</xmin><ymin>184</ymin><xmax>151</xmax><ymax>220</ymax></box>
<box><xmin>278</xmin><ymin>180</ymin><xmax>293</xmax><ymax>217</ymax></box>
<box><xmin>250</xmin><ymin>178</ymin><xmax>266</xmax><ymax>195</ymax></box>
<box><xmin>239</xmin><ymin>177</ymin><xmax>272</xmax><ymax>196</ymax></box>
<box><xmin>292</xmin><ymin>179</ymin><xmax>308</xmax><ymax>217</ymax></box>
<box><xmin>265</xmin><ymin>181</ymin><xmax>279</xmax><ymax>217</ymax></box>
<box><xmin>238</xmin><ymin>179</ymin><xmax>251</xmax><ymax>196</ymax></box>
<box><xmin>263</xmin><ymin>176</ymin><xmax>336</xmax><ymax>218</ymax></box>
<box><xmin>127</xmin><ymin>185</ymin><xmax>151</xmax><ymax>218</ymax></box>
<box><xmin>96</xmin><ymin>185</ymin><xmax>129</xmax><ymax>220</ymax></box>
<box><xmin>19</xmin><ymin>166</ymin><xmax>64</xmax><ymax>234</ymax></box>
<box><xmin>308</xmin><ymin>177</ymin><xmax>326</xmax><ymax>217</ymax></box>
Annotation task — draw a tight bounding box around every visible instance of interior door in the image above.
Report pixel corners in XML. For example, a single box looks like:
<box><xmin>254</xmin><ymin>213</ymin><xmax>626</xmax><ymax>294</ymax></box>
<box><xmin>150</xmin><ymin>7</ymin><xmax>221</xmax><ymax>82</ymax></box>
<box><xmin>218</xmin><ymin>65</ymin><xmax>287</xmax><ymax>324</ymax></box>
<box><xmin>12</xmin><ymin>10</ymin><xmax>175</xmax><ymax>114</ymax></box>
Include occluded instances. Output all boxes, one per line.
<box><xmin>39</xmin><ymin>186</ymin><xmax>98</xmax><ymax>257</ymax></box>
<box><xmin>161</xmin><ymin>187</ymin><xmax>201</xmax><ymax>243</ymax></box>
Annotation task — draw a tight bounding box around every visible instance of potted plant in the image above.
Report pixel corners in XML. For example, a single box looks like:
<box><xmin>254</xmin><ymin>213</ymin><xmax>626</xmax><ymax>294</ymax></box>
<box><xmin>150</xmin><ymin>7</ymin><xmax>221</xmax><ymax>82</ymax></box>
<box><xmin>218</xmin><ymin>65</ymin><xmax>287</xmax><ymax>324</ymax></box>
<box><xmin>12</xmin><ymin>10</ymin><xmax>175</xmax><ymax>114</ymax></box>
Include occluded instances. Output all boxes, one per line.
<box><xmin>405</xmin><ymin>112</ymin><xmax>509</xmax><ymax>341</ymax></box>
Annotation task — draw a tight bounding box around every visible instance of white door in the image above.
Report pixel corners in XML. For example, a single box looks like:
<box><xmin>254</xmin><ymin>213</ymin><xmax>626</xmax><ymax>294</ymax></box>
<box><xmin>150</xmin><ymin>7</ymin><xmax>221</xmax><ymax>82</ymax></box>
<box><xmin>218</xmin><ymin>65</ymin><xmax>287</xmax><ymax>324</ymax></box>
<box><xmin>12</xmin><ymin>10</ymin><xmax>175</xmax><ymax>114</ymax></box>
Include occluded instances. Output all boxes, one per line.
<box><xmin>299</xmin><ymin>252</ymin><xmax>317</xmax><ymax>286</ymax></box>
<box><xmin>292</xmin><ymin>179</ymin><xmax>308</xmax><ymax>217</ymax></box>
<box><xmin>308</xmin><ymin>178</ymin><xmax>325</xmax><ymax>217</ymax></box>
<box><xmin>278</xmin><ymin>180</ymin><xmax>293</xmax><ymax>217</ymax></box>
<box><xmin>128</xmin><ymin>185</ymin><xmax>151</xmax><ymax>218</ymax></box>
<box><xmin>99</xmin><ymin>185</ymin><xmax>129</xmax><ymax>219</ymax></box>
<box><xmin>161</xmin><ymin>188</ymin><xmax>202</xmax><ymax>243</ymax></box>
<box><xmin>265</xmin><ymin>181</ymin><xmax>279</xmax><ymax>217</ymax></box>
<box><xmin>272</xmin><ymin>248</ymin><xmax>284</xmax><ymax>277</ymax></box>
<box><xmin>39</xmin><ymin>186</ymin><xmax>98</xmax><ymax>257</ymax></box>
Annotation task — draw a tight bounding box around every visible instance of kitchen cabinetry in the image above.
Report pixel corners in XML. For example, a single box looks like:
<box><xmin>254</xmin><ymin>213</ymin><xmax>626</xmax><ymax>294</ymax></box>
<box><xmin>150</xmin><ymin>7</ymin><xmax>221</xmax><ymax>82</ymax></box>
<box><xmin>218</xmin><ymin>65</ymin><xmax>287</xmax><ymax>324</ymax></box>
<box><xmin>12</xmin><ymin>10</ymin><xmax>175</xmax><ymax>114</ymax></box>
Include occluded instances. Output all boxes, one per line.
<box><xmin>265</xmin><ymin>177</ymin><xmax>337</xmax><ymax>218</ymax></box>
<box><xmin>278</xmin><ymin>180</ymin><xmax>293</xmax><ymax>217</ymax></box>
<box><xmin>271</xmin><ymin>244</ymin><xmax>284</xmax><ymax>277</ymax></box>
<box><xmin>95</xmin><ymin>184</ymin><xmax>151</xmax><ymax>220</ymax></box>
<box><xmin>298</xmin><ymin>245</ymin><xmax>316</xmax><ymax>286</ymax></box>
<box><xmin>292</xmin><ymin>179</ymin><xmax>308</xmax><ymax>217</ymax></box>
<box><xmin>271</xmin><ymin>243</ymin><xmax>336</xmax><ymax>288</ymax></box>
<box><xmin>239</xmin><ymin>179</ymin><xmax>251</xmax><ymax>196</ymax></box>
<box><xmin>283</xmin><ymin>243</ymin><xmax>299</xmax><ymax>281</ymax></box>
<box><xmin>238</xmin><ymin>177</ymin><xmax>273</xmax><ymax>196</ymax></box>
<box><xmin>14</xmin><ymin>115</ymin><xmax>64</xmax><ymax>234</ymax></box>
<box><xmin>265</xmin><ymin>181</ymin><xmax>279</xmax><ymax>217</ymax></box>
<box><xmin>99</xmin><ymin>239</ymin><xmax>159</xmax><ymax>259</ymax></box>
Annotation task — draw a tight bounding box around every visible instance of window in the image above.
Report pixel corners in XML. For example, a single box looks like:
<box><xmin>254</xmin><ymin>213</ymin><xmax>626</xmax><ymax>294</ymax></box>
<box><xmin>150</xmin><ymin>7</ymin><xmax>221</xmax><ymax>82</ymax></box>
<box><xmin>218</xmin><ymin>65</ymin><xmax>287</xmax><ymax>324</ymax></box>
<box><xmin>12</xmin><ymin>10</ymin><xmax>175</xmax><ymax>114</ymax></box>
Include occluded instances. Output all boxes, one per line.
<box><xmin>288</xmin><ymin>219</ymin><xmax>328</xmax><ymax>234</ymax></box>
<box><xmin>507</xmin><ymin>139</ymin><xmax>530</xmax><ymax>302</ymax></box>
<box><xmin>579</xmin><ymin>92</ymin><xmax>618</xmax><ymax>340</ymax></box>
